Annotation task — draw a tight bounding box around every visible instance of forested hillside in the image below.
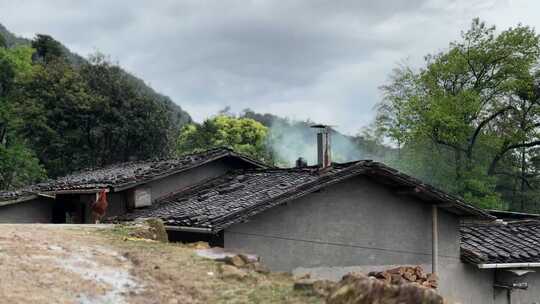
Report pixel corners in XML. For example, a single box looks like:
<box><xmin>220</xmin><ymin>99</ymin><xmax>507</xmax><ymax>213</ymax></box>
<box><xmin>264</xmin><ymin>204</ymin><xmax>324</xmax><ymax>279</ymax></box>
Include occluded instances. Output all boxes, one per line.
<box><xmin>0</xmin><ymin>24</ymin><xmax>191</xmax><ymax>188</ymax></box>
<box><xmin>0</xmin><ymin>24</ymin><xmax>191</xmax><ymax>127</ymax></box>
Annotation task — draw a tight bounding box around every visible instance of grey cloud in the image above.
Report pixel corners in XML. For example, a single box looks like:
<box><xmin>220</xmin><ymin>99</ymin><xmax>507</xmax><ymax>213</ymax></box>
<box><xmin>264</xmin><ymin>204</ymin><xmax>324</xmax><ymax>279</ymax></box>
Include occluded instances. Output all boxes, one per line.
<box><xmin>0</xmin><ymin>0</ymin><xmax>537</xmax><ymax>133</ymax></box>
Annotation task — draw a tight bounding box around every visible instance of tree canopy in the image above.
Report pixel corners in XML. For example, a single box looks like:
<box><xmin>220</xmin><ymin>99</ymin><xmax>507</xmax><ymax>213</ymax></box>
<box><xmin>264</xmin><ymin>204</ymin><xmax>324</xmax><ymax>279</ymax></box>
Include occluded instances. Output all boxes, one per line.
<box><xmin>31</xmin><ymin>34</ymin><xmax>64</xmax><ymax>63</ymax></box>
<box><xmin>376</xmin><ymin>19</ymin><xmax>540</xmax><ymax>210</ymax></box>
<box><xmin>0</xmin><ymin>44</ymin><xmax>44</xmax><ymax>189</ymax></box>
<box><xmin>177</xmin><ymin>114</ymin><xmax>271</xmax><ymax>162</ymax></box>
<box><xmin>0</xmin><ymin>34</ymin><xmax>6</xmax><ymax>49</ymax></box>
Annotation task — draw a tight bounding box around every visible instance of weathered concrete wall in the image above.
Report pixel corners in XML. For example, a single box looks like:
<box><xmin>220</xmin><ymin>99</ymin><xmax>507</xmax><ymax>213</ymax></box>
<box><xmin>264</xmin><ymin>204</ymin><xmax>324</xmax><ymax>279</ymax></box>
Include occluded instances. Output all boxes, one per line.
<box><xmin>0</xmin><ymin>198</ymin><xmax>54</xmax><ymax>223</ymax></box>
<box><xmin>494</xmin><ymin>270</ymin><xmax>540</xmax><ymax>304</ymax></box>
<box><xmin>225</xmin><ymin>176</ymin><xmax>451</xmax><ymax>269</ymax></box>
<box><xmin>142</xmin><ymin>158</ymin><xmax>234</xmax><ymax>202</ymax></box>
<box><xmin>224</xmin><ymin>175</ymin><xmax>494</xmax><ymax>304</ymax></box>
<box><xmin>438</xmin><ymin>261</ymin><xmax>494</xmax><ymax>304</ymax></box>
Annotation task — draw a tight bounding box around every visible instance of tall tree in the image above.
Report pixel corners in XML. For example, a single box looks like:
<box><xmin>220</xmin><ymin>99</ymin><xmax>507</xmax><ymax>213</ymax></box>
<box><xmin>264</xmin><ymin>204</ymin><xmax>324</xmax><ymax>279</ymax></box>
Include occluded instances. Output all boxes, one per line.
<box><xmin>376</xmin><ymin>19</ymin><xmax>540</xmax><ymax>209</ymax></box>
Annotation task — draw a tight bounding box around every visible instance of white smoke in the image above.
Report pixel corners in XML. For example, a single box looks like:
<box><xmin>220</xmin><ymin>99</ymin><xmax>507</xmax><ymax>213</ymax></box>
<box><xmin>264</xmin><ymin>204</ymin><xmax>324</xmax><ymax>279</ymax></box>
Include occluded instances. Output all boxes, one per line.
<box><xmin>267</xmin><ymin>119</ymin><xmax>365</xmax><ymax>167</ymax></box>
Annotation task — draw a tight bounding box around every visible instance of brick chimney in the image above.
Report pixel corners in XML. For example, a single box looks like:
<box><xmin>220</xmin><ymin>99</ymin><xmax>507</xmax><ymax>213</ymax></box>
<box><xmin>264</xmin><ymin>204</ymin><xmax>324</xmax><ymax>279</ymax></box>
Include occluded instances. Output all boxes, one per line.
<box><xmin>311</xmin><ymin>124</ymin><xmax>331</xmax><ymax>168</ymax></box>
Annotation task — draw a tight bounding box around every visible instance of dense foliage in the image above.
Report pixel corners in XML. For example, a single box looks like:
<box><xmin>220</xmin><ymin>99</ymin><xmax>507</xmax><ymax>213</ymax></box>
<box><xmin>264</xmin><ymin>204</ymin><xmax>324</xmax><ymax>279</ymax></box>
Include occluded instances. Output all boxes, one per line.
<box><xmin>376</xmin><ymin>19</ymin><xmax>540</xmax><ymax>211</ymax></box>
<box><xmin>176</xmin><ymin>114</ymin><xmax>272</xmax><ymax>162</ymax></box>
<box><xmin>0</xmin><ymin>30</ymin><xmax>191</xmax><ymax>189</ymax></box>
<box><xmin>0</xmin><ymin>45</ymin><xmax>45</xmax><ymax>189</ymax></box>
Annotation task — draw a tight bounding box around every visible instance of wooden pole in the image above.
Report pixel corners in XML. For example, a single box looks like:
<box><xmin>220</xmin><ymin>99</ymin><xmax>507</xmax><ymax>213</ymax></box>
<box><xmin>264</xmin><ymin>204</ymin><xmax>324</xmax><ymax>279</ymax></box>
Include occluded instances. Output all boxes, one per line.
<box><xmin>432</xmin><ymin>205</ymin><xmax>439</xmax><ymax>274</ymax></box>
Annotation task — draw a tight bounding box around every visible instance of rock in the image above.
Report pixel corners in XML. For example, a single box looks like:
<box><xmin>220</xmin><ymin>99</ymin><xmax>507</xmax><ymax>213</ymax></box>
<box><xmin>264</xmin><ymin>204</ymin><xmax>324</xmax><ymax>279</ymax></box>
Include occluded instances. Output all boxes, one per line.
<box><xmin>225</xmin><ymin>255</ymin><xmax>247</xmax><ymax>267</ymax></box>
<box><xmin>127</xmin><ymin>218</ymin><xmax>168</xmax><ymax>242</ymax></box>
<box><xmin>219</xmin><ymin>264</ymin><xmax>248</xmax><ymax>280</ymax></box>
<box><xmin>326</xmin><ymin>273</ymin><xmax>444</xmax><ymax>304</ymax></box>
<box><xmin>222</xmin><ymin>254</ymin><xmax>260</xmax><ymax>269</ymax></box>
<box><xmin>294</xmin><ymin>273</ymin><xmax>311</xmax><ymax>280</ymax></box>
<box><xmin>294</xmin><ymin>279</ymin><xmax>336</xmax><ymax>297</ymax></box>
<box><xmin>238</xmin><ymin>254</ymin><xmax>253</xmax><ymax>264</ymax></box>
<box><xmin>198</xmin><ymin>248</ymin><xmax>259</xmax><ymax>264</ymax></box>
<box><xmin>294</xmin><ymin>279</ymin><xmax>315</xmax><ymax>291</ymax></box>
<box><xmin>144</xmin><ymin>218</ymin><xmax>169</xmax><ymax>242</ymax></box>
<box><xmin>368</xmin><ymin>266</ymin><xmax>437</xmax><ymax>289</ymax></box>
<box><xmin>185</xmin><ymin>241</ymin><xmax>210</xmax><ymax>249</ymax></box>
<box><xmin>250</xmin><ymin>262</ymin><xmax>270</xmax><ymax>274</ymax></box>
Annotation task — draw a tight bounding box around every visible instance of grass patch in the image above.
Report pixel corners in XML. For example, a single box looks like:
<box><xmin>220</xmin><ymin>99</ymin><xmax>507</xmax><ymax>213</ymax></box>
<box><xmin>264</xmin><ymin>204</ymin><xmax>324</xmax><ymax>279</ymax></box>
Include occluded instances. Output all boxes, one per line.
<box><xmin>93</xmin><ymin>225</ymin><xmax>323</xmax><ymax>303</ymax></box>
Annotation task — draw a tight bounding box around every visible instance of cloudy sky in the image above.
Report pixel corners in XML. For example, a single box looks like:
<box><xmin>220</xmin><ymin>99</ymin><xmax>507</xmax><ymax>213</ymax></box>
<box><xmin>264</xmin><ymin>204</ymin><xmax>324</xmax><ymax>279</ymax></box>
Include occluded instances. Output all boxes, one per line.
<box><xmin>0</xmin><ymin>0</ymin><xmax>538</xmax><ymax>134</ymax></box>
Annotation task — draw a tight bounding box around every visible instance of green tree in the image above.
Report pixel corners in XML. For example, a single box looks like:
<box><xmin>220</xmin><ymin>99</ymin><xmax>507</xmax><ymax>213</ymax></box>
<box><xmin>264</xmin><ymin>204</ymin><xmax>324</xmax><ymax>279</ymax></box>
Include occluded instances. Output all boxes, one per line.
<box><xmin>14</xmin><ymin>53</ymin><xmax>177</xmax><ymax>177</ymax></box>
<box><xmin>0</xmin><ymin>142</ymin><xmax>45</xmax><ymax>189</ymax></box>
<box><xmin>376</xmin><ymin>19</ymin><xmax>540</xmax><ymax>209</ymax></box>
<box><xmin>177</xmin><ymin>115</ymin><xmax>270</xmax><ymax>162</ymax></box>
<box><xmin>0</xmin><ymin>33</ymin><xmax>6</xmax><ymax>48</ymax></box>
<box><xmin>0</xmin><ymin>45</ymin><xmax>45</xmax><ymax>189</ymax></box>
<box><xmin>31</xmin><ymin>34</ymin><xmax>64</xmax><ymax>63</ymax></box>
<box><xmin>80</xmin><ymin>54</ymin><xmax>174</xmax><ymax>166</ymax></box>
<box><xmin>16</xmin><ymin>58</ymin><xmax>95</xmax><ymax>176</ymax></box>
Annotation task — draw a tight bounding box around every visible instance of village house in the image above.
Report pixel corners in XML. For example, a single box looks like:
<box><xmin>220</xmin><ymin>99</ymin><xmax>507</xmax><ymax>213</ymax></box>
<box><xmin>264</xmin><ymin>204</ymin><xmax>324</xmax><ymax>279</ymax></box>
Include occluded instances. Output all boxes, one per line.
<box><xmin>120</xmin><ymin>128</ymin><xmax>524</xmax><ymax>303</ymax></box>
<box><xmin>0</xmin><ymin>148</ymin><xmax>267</xmax><ymax>223</ymax></box>
<box><xmin>4</xmin><ymin>130</ymin><xmax>540</xmax><ymax>303</ymax></box>
<box><xmin>122</xmin><ymin>159</ymin><xmax>500</xmax><ymax>303</ymax></box>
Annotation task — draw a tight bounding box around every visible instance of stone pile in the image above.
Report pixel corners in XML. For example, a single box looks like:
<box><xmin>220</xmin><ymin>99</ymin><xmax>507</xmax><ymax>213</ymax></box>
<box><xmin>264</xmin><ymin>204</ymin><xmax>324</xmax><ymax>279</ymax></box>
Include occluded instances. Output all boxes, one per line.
<box><xmin>327</xmin><ymin>273</ymin><xmax>444</xmax><ymax>304</ymax></box>
<box><xmin>368</xmin><ymin>266</ymin><xmax>438</xmax><ymax>289</ymax></box>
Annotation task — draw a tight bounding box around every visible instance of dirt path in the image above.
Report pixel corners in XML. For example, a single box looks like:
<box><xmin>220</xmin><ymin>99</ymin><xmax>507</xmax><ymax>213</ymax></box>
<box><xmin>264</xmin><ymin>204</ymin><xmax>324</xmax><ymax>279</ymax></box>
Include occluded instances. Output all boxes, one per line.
<box><xmin>0</xmin><ymin>224</ymin><xmax>321</xmax><ymax>304</ymax></box>
<box><xmin>0</xmin><ymin>225</ymin><xmax>144</xmax><ymax>304</ymax></box>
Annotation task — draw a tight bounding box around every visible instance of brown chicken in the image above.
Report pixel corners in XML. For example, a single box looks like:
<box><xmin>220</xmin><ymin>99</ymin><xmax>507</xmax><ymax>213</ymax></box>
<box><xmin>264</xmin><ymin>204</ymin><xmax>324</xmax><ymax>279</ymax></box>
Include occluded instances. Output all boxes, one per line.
<box><xmin>91</xmin><ymin>189</ymin><xmax>108</xmax><ymax>223</ymax></box>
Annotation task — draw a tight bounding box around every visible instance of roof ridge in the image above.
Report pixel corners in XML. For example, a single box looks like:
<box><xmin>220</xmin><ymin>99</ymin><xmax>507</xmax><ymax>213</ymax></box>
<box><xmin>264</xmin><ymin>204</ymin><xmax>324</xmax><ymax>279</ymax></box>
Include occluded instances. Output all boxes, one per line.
<box><xmin>54</xmin><ymin>147</ymin><xmax>232</xmax><ymax>178</ymax></box>
<box><xmin>120</xmin><ymin>159</ymin><xmax>493</xmax><ymax>231</ymax></box>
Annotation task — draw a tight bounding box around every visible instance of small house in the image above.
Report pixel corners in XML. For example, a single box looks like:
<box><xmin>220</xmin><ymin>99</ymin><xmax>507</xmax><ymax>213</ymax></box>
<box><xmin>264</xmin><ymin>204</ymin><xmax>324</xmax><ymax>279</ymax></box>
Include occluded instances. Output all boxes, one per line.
<box><xmin>0</xmin><ymin>148</ymin><xmax>267</xmax><ymax>223</ymax></box>
<box><xmin>122</xmin><ymin>128</ymin><xmax>498</xmax><ymax>303</ymax></box>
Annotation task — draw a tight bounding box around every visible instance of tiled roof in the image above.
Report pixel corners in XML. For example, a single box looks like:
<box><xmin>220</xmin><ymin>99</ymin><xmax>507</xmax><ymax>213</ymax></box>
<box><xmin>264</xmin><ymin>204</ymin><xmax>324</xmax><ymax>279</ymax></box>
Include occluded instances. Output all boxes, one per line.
<box><xmin>0</xmin><ymin>189</ymin><xmax>37</xmax><ymax>205</ymax></box>
<box><xmin>0</xmin><ymin>147</ymin><xmax>267</xmax><ymax>203</ymax></box>
<box><xmin>461</xmin><ymin>220</ymin><xmax>540</xmax><ymax>264</ymax></box>
<box><xmin>119</xmin><ymin>161</ymin><xmax>492</xmax><ymax>232</ymax></box>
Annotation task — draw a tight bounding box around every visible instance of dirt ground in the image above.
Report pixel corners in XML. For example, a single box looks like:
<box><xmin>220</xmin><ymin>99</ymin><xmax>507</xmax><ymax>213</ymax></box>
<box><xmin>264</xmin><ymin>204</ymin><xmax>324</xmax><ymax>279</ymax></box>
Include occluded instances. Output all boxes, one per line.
<box><xmin>0</xmin><ymin>224</ymin><xmax>321</xmax><ymax>304</ymax></box>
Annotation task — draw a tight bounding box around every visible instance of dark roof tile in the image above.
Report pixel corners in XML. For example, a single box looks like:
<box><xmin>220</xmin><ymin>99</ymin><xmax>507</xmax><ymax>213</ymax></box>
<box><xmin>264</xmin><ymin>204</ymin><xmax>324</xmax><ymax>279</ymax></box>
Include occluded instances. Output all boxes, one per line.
<box><xmin>0</xmin><ymin>147</ymin><xmax>267</xmax><ymax>203</ymax></box>
<box><xmin>119</xmin><ymin>161</ymin><xmax>492</xmax><ymax>232</ymax></box>
<box><xmin>461</xmin><ymin>220</ymin><xmax>540</xmax><ymax>264</ymax></box>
